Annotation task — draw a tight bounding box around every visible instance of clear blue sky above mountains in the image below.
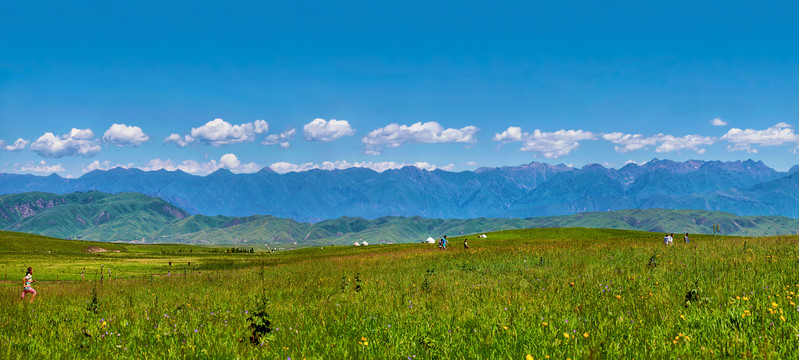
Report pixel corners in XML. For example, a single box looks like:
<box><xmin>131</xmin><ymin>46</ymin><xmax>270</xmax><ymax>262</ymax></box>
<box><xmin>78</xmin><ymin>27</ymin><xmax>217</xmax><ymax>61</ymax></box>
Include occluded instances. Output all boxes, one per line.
<box><xmin>2</xmin><ymin>1</ymin><xmax>799</xmax><ymax>177</ymax></box>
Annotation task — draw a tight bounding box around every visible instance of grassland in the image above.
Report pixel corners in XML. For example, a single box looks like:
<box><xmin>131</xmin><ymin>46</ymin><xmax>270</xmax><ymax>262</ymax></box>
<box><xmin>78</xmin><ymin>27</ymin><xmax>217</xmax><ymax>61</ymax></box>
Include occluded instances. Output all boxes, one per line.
<box><xmin>1</xmin><ymin>228</ymin><xmax>799</xmax><ymax>358</ymax></box>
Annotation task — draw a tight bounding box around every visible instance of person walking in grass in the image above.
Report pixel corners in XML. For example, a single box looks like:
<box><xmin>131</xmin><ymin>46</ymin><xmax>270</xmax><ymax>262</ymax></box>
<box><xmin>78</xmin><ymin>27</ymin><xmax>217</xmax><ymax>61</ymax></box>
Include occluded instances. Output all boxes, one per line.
<box><xmin>441</xmin><ymin>235</ymin><xmax>448</xmax><ymax>250</ymax></box>
<box><xmin>463</xmin><ymin>238</ymin><xmax>469</xmax><ymax>250</ymax></box>
<box><xmin>684</xmin><ymin>233</ymin><xmax>690</xmax><ymax>244</ymax></box>
<box><xmin>664</xmin><ymin>233</ymin><xmax>673</xmax><ymax>245</ymax></box>
<box><xmin>20</xmin><ymin>267</ymin><xmax>36</xmax><ymax>303</ymax></box>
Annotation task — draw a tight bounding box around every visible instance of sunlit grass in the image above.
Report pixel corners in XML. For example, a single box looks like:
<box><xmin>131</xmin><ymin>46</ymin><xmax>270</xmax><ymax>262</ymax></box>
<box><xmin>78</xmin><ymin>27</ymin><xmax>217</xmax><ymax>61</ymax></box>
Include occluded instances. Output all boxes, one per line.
<box><xmin>2</xmin><ymin>228</ymin><xmax>799</xmax><ymax>358</ymax></box>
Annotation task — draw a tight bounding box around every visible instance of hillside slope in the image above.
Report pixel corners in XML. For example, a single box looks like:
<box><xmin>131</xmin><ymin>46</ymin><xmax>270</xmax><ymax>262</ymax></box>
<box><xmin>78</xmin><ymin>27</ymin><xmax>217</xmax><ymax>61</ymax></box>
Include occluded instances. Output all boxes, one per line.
<box><xmin>3</xmin><ymin>191</ymin><xmax>799</xmax><ymax>245</ymax></box>
<box><xmin>0</xmin><ymin>191</ymin><xmax>188</xmax><ymax>240</ymax></box>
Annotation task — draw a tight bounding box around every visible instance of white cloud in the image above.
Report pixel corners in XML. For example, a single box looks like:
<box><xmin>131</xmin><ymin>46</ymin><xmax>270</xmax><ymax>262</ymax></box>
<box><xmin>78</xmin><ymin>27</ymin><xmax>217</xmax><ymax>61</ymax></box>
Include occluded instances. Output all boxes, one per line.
<box><xmin>711</xmin><ymin>118</ymin><xmax>728</xmax><ymax>126</ymax></box>
<box><xmin>166</xmin><ymin>118</ymin><xmax>269</xmax><ymax>146</ymax></box>
<box><xmin>602</xmin><ymin>132</ymin><xmax>659</xmax><ymax>153</ymax></box>
<box><xmin>494</xmin><ymin>128</ymin><xmax>596</xmax><ymax>158</ymax></box>
<box><xmin>191</xmin><ymin>118</ymin><xmax>268</xmax><ymax>145</ymax></box>
<box><xmin>603</xmin><ymin>132</ymin><xmax>714</xmax><ymax>154</ymax></box>
<box><xmin>4</xmin><ymin>138</ymin><xmax>29</xmax><ymax>151</ymax></box>
<box><xmin>15</xmin><ymin>160</ymin><xmax>65</xmax><ymax>174</ymax></box>
<box><xmin>269</xmin><ymin>160</ymin><xmax>455</xmax><ymax>174</ymax></box>
<box><xmin>303</xmin><ymin>118</ymin><xmax>355</xmax><ymax>142</ymax></box>
<box><xmin>140</xmin><ymin>154</ymin><xmax>260</xmax><ymax>175</ymax></box>
<box><xmin>720</xmin><ymin>122</ymin><xmax>799</xmax><ymax>153</ymax></box>
<box><xmin>219</xmin><ymin>153</ymin><xmax>240</xmax><ymax>169</ymax></box>
<box><xmin>164</xmin><ymin>134</ymin><xmax>194</xmax><ymax>147</ymax></box>
<box><xmin>362</xmin><ymin>121</ymin><xmax>478</xmax><ymax>155</ymax></box>
<box><xmin>103</xmin><ymin>123</ymin><xmax>150</xmax><ymax>146</ymax></box>
<box><xmin>624</xmin><ymin>159</ymin><xmax>648</xmax><ymax>166</ymax></box>
<box><xmin>655</xmin><ymin>134</ymin><xmax>714</xmax><ymax>153</ymax></box>
<box><xmin>82</xmin><ymin>160</ymin><xmax>134</xmax><ymax>172</ymax></box>
<box><xmin>465</xmin><ymin>161</ymin><xmax>478</xmax><ymax>166</ymax></box>
<box><xmin>520</xmin><ymin>129</ymin><xmax>596</xmax><ymax>158</ymax></box>
<box><xmin>492</xmin><ymin>127</ymin><xmax>524</xmax><ymax>143</ymax></box>
<box><xmin>261</xmin><ymin>128</ymin><xmax>296</xmax><ymax>149</ymax></box>
<box><xmin>30</xmin><ymin>128</ymin><xmax>101</xmax><ymax>158</ymax></box>
<box><xmin>68</xmin><ymin>128</ymin><xmax>94</xmax><ymax>140</ymax></box>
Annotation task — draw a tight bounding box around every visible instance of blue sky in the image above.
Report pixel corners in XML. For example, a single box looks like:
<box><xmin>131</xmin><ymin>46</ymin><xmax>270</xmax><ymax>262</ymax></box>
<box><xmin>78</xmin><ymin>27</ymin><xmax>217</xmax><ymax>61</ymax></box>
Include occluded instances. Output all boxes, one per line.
<box><xmin>2</xmin><ymin>1</ymin><xmax>799</xmax><ymax>177</ymax></box>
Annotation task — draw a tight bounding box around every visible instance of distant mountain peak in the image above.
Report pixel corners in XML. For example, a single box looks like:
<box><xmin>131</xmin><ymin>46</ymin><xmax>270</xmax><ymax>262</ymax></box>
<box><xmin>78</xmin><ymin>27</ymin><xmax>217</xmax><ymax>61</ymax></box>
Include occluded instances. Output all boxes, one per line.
<box><xmin>209</xmin><ymin>168</ymin><xmax>234</xmax><ymax>176</ymax></box>
<box><xmin>257</xmin><ymin>166</ymin><xmax>276</xmax><ymax>174</ymax></box>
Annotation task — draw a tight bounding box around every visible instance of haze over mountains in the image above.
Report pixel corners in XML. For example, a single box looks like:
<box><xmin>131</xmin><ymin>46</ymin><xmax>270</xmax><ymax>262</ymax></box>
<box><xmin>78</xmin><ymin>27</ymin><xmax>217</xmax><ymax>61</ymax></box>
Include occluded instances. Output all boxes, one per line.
<box><xmin>2</xmin><ymin>159</ymin><xmax>799</xmax><ymax>222</ymax></box>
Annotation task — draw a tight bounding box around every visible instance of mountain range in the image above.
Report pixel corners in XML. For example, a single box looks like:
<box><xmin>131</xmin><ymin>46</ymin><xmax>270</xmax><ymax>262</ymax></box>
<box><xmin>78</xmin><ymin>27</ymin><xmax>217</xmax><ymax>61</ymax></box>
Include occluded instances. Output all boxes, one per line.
<box><xmin>2</xmin><ymin>191</ymin><xmax>799</xmax><ymax>245</ymax></box>
<box><xmin>2</xmin><ymin>159</ymin><xmax>799</xmax><ymax>222</ymax></box>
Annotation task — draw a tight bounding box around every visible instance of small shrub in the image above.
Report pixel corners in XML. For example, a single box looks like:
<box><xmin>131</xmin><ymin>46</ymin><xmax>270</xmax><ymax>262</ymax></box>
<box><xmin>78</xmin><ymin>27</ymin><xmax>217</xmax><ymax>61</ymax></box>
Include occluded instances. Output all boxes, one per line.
<box><xmin>247</xmin><ymin>291</ymin><xmax>273</xmax><ymax>345</ymax></box>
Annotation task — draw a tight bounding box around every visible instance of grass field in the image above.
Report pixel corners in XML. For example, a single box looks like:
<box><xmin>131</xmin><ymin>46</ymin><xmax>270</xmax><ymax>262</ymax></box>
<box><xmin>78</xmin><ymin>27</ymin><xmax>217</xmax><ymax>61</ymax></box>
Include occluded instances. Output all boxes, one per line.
<box><xmin>1</xmin><ymin>228</ymin><xmax>799</xmax><ymax>358</ymax></box>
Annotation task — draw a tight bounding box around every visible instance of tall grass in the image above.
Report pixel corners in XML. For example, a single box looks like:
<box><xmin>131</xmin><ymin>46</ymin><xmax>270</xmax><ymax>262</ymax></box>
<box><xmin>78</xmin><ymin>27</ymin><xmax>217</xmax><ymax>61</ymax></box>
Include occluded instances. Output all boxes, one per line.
<box><xmin>1</xmin><ymin>228</ymin><xmax>799</xmax><ymax>358</ymax></box>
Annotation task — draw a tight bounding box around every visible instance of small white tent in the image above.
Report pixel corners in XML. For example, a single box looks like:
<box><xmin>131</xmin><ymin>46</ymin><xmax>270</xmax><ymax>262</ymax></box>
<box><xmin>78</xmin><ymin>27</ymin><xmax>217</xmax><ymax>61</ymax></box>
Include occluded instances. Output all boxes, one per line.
<box><xmin>354</xmin><ymin>241</ymin><xmax>361</xmax><ymax>246</ymax></box>
<box><xmin>425</xmin><ymin>237</ymin><xmax>436</xmax><ymax>244</ymax></box>
<box><xmin>361</xmin><ymin>241</ymin><xmax>369</xmax><ymax>246</ymax></box>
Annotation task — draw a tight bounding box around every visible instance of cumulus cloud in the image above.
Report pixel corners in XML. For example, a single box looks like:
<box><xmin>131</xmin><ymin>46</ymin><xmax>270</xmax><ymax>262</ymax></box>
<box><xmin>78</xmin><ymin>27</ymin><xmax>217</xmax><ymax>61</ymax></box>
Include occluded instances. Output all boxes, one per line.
<box><xmin>140</xmin><ymin>154</ymin><xmax>260</xmax><ymax>175</ymax></box>
<box><xmin>191</xmin><ymin>118</ymin><xmax>268</xmax><ymax>145</ymax></box>
<box><xmin>268</xmin><ymin>160</ymin><xmax>455</xmax><ymax>174</ymax></box>
<box><xmin>14</xmin><ymin>160</ymin><xmax>65</xmax><ymax>174</ymax></box>
<box><xmin>164</xmin><ymin>133</ymin><xmax>194</xmax><ymax>147</ymax></box>
<box><xmin>218</xmin><ymin>153</ymin><xmax>240</xmax><ymax>169</ymax></box>
<box><xmin>30</xmin><ymin>128</ymin><xmax>101</xmax><ymax>158</ymax></box>
<box><xmin>711</xmin><ymin>118</ymin><xmax>728</xmax><ymax>126</ymax></box>
<box><xmin>520</xmin><ymin>130</ymin><xmax>597</xmax><ymax>158</ymax></box>
<box><xmin>624</xmin><ymin>159</ymin><xmax>648</xmax><ymax>166</ymax></box>
<box><xmin>68</xmin><ymin>128</ymin><xmax>94</xmax><ymax>140</ymax></box>
<box><xmin>603</xmin><ymin>132</ymin><xmax>714</xmax><ymax>154</ymax></box>
<box><xmin>303</xmin><ymin>118</ymin><xmax>355</xmax><ymax>142</ymax></box>
<box><xmin>4</xmin><ymin>138</ymin><xmax>29</xmax><ymax>151</ymax></box>
<box><xmin>362</xmin><ymin>121</ymin><xmax>478</xmax><ymax>155</ymax></box>
<box><xmin>655</xmin><ymin>135</ymin><xmax>715</xmax><ymax>154</ymax></box>
<box><xmin>82</xmin><ymin>160</ymin><xmax>134</xmax><ymax>172</ymax></box>
<box><xmin>103</xmin><ymin>123</ymin><xmax>150</xmax><ymax>146</ymax></box>
<box><xmin>602</xmin><ymin>132</ymin><xmax>660</xmax><ymax>153</ymax></box>
<box><xmin>465</xmin><ymin>161</ymin><xmax>478</xmax><ymax>166</ymax></box>
<box><xmin>166</xmin><ymin>118</ymin><xmax>269</xmax><ymax>146</ymax></box>
<box><xmin>494</xmin><ymin>127</ymin><xmax>596</xmax><ymax>158</ymax></box>
<box><xmin>720</xmin><ymin>122</ymin><xmax>799</xmax><ymax>153</ymax></box>
<box><xmin>261</xmin><ymin>128</ymin><xmax>297</xmax><ymax>149</ymax></box>
<box><xmin>492</xmin><ymin>127</ymin><xmax>524</xmax><ymax>143</ymax></box>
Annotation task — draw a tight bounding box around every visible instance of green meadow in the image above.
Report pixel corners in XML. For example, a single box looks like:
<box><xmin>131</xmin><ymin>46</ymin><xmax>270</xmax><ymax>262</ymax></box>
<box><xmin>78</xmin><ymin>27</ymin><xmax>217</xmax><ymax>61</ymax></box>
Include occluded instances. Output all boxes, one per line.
<box><xmin>1</xmin><ymin>228</ymin><xmax>799</xmax><ymax>359</ymax></box>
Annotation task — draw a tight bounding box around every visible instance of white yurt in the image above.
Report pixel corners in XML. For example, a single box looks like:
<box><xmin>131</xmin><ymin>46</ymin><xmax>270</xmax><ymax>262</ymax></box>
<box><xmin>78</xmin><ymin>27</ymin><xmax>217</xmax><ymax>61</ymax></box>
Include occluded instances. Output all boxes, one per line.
<box><xmin>354</xmin><ymin>241</ymin><xmax>361</xmax><ymax>246</ymax></box>
<box><xmin>361</xmin><ymin>241</ymin><xmax>369</xmax><ymax>246</ymax></box>
<box><xmin>425</xmin><ymin>237</ymin><xmax>436</xmax><ymax>244</ymax></box>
